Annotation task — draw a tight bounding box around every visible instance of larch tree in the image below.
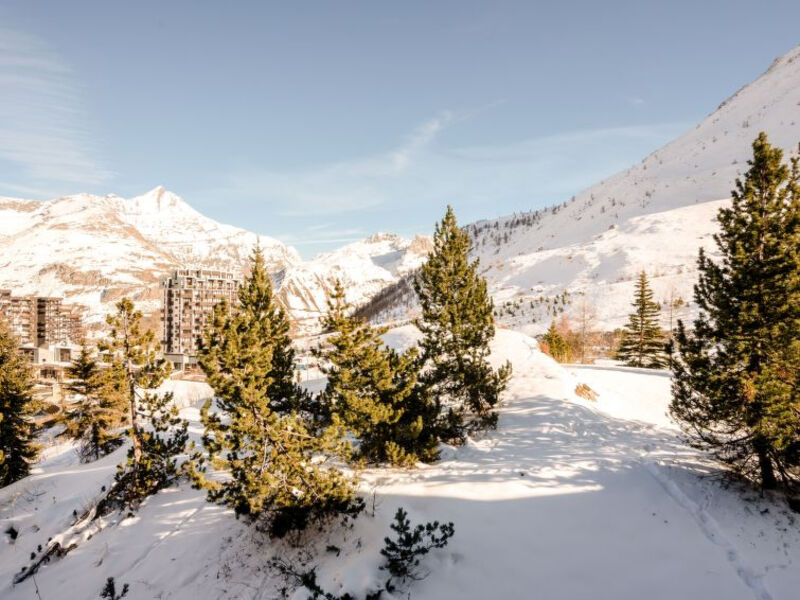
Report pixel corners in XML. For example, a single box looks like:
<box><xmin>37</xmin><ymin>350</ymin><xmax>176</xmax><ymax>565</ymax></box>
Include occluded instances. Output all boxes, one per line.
<box><xmin>616</xmin><ymin>271</ymin><xmax>667</xmax><ymax>368</ymax></box>
<box><xmin>413</xmin><ymin>206</ymin><xmax>511</xmax><ymax>442</ymax></box>
<box><xmin>193</xmin><ymin>247</ymin><xmax>360</xmax><ymax>537</ymax></box>
<box><xmin>671</xmin><ymin>133</ymin><xmax>800</xmax><ymax>491</ymax></box>
<box><xmin>0</xmin><ymin>319</ymin><xmax>38</xmax><ymax>486</ymax></box>
<box><xmin>318</xmin><ymin>280</ymin><xmax>439</xmax><ymax>466</ymax></box>
<box><xmin>572</xmin><ymin>296</ymin><xmax>597</xmax><ymax>364</ymax></box>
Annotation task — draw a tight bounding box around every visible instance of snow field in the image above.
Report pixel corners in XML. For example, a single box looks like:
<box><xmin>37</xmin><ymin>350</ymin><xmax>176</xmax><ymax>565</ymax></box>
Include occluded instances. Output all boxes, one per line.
<box><xmin>1</xmin><ymin>329</ymin><xmax>798</xmax><ymax>599</ymax></box>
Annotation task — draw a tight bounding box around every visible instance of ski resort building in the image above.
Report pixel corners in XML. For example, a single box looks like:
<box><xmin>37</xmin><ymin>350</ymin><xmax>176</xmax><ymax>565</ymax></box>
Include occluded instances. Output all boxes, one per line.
<box><xmin>161</xmin><ymin>269</ymin><xmax>241</xmax><ymax>365</ymax></box>
<box><xmin>0</xmin><ymin>290</ymin><xmax>37</xmax><ymax>345</ymax></box>
<box><xmin>0</xmin><ymin>290</ymin><xmax>85</xmax><ymax>348</ymax></box>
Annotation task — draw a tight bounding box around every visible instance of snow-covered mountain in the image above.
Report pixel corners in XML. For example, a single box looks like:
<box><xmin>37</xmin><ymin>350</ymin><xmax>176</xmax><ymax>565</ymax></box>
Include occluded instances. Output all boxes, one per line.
<box><xmin>4</xmin><ymin>46</ymin><xmax>800</xmax><ymax>337</ymax></box>
<box><xmin>0</xmin><ymin>188</ymin><xmax>430</xmax><ymax>333</ymax></box>
<box><xmin>277</xmin><ymin>233</ymin><xmax>432</xmax><ymax>332</ymax></box>
<box><xmin>365</xmin><ymin>44</ymin><xmax>800</xmax><ymax>334</ymax></box>
<box><xmin>0</xmin><ymin>187</ymin><xmax>300</xmax><ymax>325</ymax></box>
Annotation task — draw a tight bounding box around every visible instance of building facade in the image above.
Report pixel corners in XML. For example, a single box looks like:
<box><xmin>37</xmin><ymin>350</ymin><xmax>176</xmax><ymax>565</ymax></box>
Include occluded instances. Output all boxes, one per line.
<box><xmin>0</xmin><ymin>290</ymin><xmax>85</xmax><ymax>348</ymax></box>
<box><xmin>161</xmin><ymin>269</ymin><xmax>241</xmax><ymax>357</ymax></box>
<box><xmin>36</xmin><ymin>297</ymin><xmax>68</xmax><ymax>345</ymax></box>
<box><xmin>0</xmin><ymin>290</ymin><xmax>37</xmax><ymax>345</ymax></box>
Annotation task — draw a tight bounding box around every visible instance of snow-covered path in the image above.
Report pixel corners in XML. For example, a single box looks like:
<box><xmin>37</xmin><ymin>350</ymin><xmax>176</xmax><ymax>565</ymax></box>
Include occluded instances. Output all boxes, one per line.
<box><xmin>1</xmin><ymin>330</ymin><xmax>798</xmax><ymax>599</ymax></box>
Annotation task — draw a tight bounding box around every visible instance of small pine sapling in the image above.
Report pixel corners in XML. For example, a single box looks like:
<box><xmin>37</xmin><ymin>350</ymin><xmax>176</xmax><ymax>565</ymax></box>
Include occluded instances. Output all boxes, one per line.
<box><xmin>100</xmin><ymin>577</ymin><xmax>129</xmax><ymax>599</ymax></box>
<box><xmin>380</xmin><ymin>507</ymin><xmax>454</xmax><ymax>582</ymax></box>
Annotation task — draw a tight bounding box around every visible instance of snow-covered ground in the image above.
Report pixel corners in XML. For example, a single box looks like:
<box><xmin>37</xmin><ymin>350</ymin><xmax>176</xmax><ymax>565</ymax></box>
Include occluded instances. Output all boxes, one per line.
<box><xmin>1</xmin><ymin>329</ymin><xmax>798</xmax><ymax>599</ymax></box>
<box><xmin>566</xmin><ymin>362</ymin><xmax>675</xmax><ymax>429</ymax></box>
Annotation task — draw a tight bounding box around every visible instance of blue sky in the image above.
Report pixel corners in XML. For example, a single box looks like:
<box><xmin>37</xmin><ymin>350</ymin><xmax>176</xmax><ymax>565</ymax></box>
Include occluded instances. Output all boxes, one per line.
<box><xmin>1</xmin><ymin>1</ymin><xmax>799</xmax><ymax>257</ymax></box>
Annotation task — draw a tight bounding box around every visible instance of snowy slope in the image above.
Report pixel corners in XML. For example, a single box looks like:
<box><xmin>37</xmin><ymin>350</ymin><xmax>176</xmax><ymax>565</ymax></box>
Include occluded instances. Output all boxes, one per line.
<box><xmin>0</xmin><ymin>187</ymin><xmax>300</xmax><ymax>325</ymax></box>
<box><xmin>471</xmin><ymin>45</ymin><xmax>800</xmax><ymax>334</ymax></box>
<box><xmin>1</xmin><ymin>328</ymin><xmax>798</xmax><ymax>599</ymax></box>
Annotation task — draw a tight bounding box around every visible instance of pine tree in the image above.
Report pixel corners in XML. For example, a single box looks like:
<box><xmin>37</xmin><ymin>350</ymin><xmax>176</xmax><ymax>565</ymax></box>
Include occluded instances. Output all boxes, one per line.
<box><xmin>413</xmin><ymin>206</ymin><xmax>511</xmax><ymax>441</ymax></box>
<box><xmin>671</xmin><ymin>133</ymin><xmax>800</xmax><ymax>491</ymax></box>
<box><xmin>541</xmin><ymin>321</ymin><xmax>572</xmax><ymax>363</ymax></box>
<box><xmin>616</xmin><ymin>271</ymin><xmax>667</xmax><ymax>368</ymax></box>
<box><xmin>62</xmin><ymin>345</ymin><xmax>128</xmax><ymax>461</ymax></box>
<box><xmin>110</xmin><ymin>389</ymin><xmax>188</xmax><ymax>508</ymax></box>
<box><xmin>199</xmin><ymin>246</ymin><xmax>303</xmax><ymax>415</ymax></box>
<box><xmin>100</xmin><ymin>299</ymin><xmax>187</xmax><ymax>507</ymax></box>
<box><xmin>194</xmin><ymin>247</ymin><xmax>360</xmax><ymax>537</ymax></box>
<box><xmin>0</xmin><ymin>319</ymin><xmax>39</xmax><ymax>486</ymax></box>
<box><xmin>318</xmin><ymin>280</ymin><xmax>439</xmax><ymax>466</ymax></box>
<box><xmin>100</xmin><ymin>577</ymin><xmax>129</xmax><ymax>599</ymax></box>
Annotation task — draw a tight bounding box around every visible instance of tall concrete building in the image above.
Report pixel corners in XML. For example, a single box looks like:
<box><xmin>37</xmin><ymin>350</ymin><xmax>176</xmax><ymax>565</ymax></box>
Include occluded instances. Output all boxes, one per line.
<box><xmin>36</xmin><ymin>297</ymin><xmax>68</xmax><ymax>345</ymax></box>
<box><xmin>161</xmin><ymin>269</ymin><xmax>241</xmax><ymax>358</ymax></box>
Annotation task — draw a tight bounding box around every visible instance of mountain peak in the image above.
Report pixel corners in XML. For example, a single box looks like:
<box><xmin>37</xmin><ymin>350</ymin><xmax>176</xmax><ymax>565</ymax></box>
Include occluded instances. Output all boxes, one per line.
<box><xmin>125</xmin><ymin>187</ymin><xmax>192</xmax><ymax>214</ymax></box>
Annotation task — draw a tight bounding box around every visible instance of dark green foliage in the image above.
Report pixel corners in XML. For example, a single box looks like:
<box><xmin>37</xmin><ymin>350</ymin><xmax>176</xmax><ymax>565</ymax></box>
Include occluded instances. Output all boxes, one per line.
<box><xmin>270</xmin><ymin>558</ymin><xmax>384</xmax><ymax>600</ymax></box>
<box><xmin>62</xmin><ymin>345</ymin><xmax>128</xmax><ymax>462</ymax></box>
<box><xmin>0</xmin><ymin>318</ymin><xmax>39</xmax><ymax>486</ymax></box>
<box><xmin>380</xmin><ymin>507</ymin><xmax>455</xmax><ymax>582</ymax></box>
<box><xmin>107</xmin><ymin>390</ymin><xmax>188</xmax><ymax>510</ymax></box>
<box><xmin>318</xmin><ymin>280</ymin><xmax>439</xmax><ymax>466</ymax></box>
<box><xmin>100</xmin><ymin>299</ymin><xmax>187</xmax><ymax>509</ymax></box>
<box><xmin>271</xmin><ymin>506</ymin><xmax>454</xmax><ymax>599</ymax></box>
<box><xmin>199</xmin><ymin>245</ymin><xmax>304</xmax><ymax>416</ymax></box>
<box><xmin>413</xmin><ymin>206</ymin><xmax>511</xmax><ymax>442</ymax></box>
<box><xmin>100</xmin><ymin>577</ymin><xmax>129</xmax><ymax>599</ymax></box>
<box><xmin>671</xmin><ymin>133</ymin><xmax>800</xmax><ymax>491</ymax></box>
<box><xmin>616</xmin><ymin>271</ymin><xmax>667</xmax><ymax>368</ymax></box>
<box><xmin>193</xmin><ymin>247</ymin><xmax>360</xmax><ymax>538</ymax></box>
<box><xmin>541</xmin><ymin>320</ymin><xmax>573</xmax><ymax>363</ymax></box>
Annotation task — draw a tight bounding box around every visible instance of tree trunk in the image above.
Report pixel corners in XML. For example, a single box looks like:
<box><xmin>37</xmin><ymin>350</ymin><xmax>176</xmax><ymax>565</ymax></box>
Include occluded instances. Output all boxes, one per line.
<box><xmin>754</xmin><ymin>436</ymin><xmax>777</xmax><ymax>490</ymax></box>
<box><xmin>128</xmin><ymin>379</ymin><xmax>141</xmax><ymax>465</ymax></box>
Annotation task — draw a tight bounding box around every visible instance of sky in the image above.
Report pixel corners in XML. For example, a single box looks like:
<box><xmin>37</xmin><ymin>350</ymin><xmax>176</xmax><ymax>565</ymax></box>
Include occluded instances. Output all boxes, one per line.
<box><xmin>1</xmin><ymin>1</ymin><xmax>799</xmax><ymax>257</ymax></box>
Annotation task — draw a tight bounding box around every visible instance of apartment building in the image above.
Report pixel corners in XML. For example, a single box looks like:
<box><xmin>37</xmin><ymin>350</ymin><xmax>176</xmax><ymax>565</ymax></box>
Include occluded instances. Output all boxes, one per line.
<box><xmin>36</xmin><ymin>297</ymin><xmax>68</xmax><ymax>345</ymax></box>
<box><xmin>162</xmin><ymin>269</ymin><xmax>241</xmax><ymax>359</ymax></box>
<box><xmin>0</xmin><ymin>290</ymin><xmax>37</xmax><ymax>345</ymax></box>
<box><xmin>0</xmin><ymin>290</ymin><xmax>85</xmax><ymax>348</ymax></box>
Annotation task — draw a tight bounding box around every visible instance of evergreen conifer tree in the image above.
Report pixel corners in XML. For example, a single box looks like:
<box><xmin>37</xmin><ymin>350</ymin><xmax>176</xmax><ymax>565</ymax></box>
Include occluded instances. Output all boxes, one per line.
<box><xmin>111</xmin><ymin>389</ymin><xmax>188</xmax><ymax>508</ymax></box>
<box><xmin>62</xmin><ymin>345</ymin><xmax>128</xmax><ymax>461</ymax></box>
<box><xmin>100</xmin><ymin>299</ymin><xmax>187</xmax><ymax>507</ymax></box>
<box><xmin>318</xmin><ymin>280</ymin><xmax>438</xmax><ymax>466</ymax></box>
<box><xmin>413</xmin><ymin>206</ymin><xmax>511</xmax><ymax>441</ymax></box>
<box><xmin>671</xmin><ymin>133</ymin><xmax>800</xmax><ymax>491</ymax></box>
<box><xmin>541</xmin><ymin>321</ymin><xmax>572</xmax><ymax>363</ymax></box>
<box><xmin>194</xmin><ymin>247</ymin><xmax>360</xmax><ymax>537</ymax></box>
<box><xmin>0</xmin><ymin>319</ymin><xmax>38</xmax><ymax>486</ymax></box>
<box><xmin>616</xmin><ymin>271</ymin><xmax>667</xmax><ymax>368</ymax></box>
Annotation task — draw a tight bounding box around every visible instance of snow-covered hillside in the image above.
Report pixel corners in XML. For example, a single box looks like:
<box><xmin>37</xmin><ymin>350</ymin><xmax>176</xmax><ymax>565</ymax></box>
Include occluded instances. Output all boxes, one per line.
<box><xmin>0</xmin><ymin>187</ymin><xmax>299</xmax><ymax>324</ymax></box>
<box><xmin>471</xmin><ymin>45</ymin><xmax>800</xmax><ymax>334</ymax></box>
<box><xmin>2</xmin><ymin>328</ymin><xmax>798</xmax><ymax>599</ymax></box>
<box><xmin>278</xmin><ymin>233</ymin><xmax>432</xmax><ymax>333</ymax></box>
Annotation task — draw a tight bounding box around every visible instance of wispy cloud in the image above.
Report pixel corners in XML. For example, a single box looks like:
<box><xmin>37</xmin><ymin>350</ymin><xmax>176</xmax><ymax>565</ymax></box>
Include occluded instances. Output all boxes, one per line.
<box><xmin>278</xmin><ymin>224</ymin><xmax>367</xmax><ymax>249</ymax></box>
<box><xmin>0</xmin><ymin>28</ymin><xmax>111</xmax><ymax>197</ymax></box>
<box><xmin>221</xmin><ymin>111</ymin><xmax>460</xmax><ymax>216</ymax></box>
<box><xmin>625</xmin><ymin>95</ymin><xmax>646</xmax><ymax>107</ymax></box>
<box><xmin>218</xmin><ymin>114</ymin><xmax>687</xmax><ymax>222</ymax></box>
